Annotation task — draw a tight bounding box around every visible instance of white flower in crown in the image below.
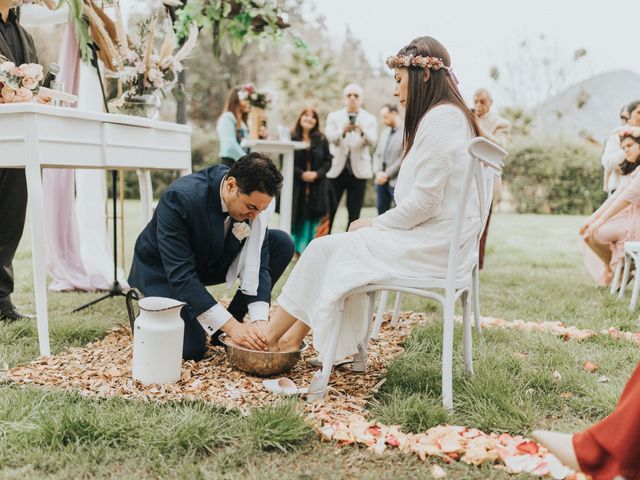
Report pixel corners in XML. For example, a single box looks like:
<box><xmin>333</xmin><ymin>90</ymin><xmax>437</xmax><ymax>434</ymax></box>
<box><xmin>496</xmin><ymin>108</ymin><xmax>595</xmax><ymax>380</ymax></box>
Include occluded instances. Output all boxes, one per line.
<box><xmin>232</xmin><ymin>222</ymin><xmax>251</xmax><ymax>241</ymax></box>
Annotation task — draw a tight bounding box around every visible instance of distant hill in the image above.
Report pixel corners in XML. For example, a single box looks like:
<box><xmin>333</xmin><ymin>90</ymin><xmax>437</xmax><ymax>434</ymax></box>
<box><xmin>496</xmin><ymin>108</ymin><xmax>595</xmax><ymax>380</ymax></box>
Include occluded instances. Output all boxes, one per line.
<box><xmin>532</xmin><ymin>70</ymin><xmax>640</xmax><ymax>143</ymax></box>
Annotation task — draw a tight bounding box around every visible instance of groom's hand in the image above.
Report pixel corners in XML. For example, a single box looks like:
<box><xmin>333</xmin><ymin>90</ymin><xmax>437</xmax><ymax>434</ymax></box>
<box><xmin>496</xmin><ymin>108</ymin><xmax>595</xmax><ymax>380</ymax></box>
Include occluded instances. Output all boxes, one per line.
<box><xmin>223</xmin><ymin>319</ymin><xmax>269</xmax><ymax>351</ymax></box>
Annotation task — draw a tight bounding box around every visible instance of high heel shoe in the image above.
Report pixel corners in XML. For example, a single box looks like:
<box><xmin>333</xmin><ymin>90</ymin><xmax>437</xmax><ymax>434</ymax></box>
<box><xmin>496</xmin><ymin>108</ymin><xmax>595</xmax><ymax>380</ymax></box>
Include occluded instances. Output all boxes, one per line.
<box><xmin>531</xmin><ymin>430</ymin><xmax>581</xmax><ymax>472</ymax></box>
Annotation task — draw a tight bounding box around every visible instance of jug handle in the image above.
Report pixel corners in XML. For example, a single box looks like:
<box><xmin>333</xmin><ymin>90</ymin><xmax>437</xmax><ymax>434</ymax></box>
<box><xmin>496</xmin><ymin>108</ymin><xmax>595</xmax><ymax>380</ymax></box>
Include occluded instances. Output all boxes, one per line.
<box><xmin>125</xmin><ymin>288</ymin><xmax>144</xmax><ymax>337</ymax></box>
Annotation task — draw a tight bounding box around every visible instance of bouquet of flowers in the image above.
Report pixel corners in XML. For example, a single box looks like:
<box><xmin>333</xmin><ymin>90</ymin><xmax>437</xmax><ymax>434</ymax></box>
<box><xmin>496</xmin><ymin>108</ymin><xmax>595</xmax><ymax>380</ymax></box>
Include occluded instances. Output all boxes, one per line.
<box><xmin>113</xmin><ymin>16</ymin><xmax>197</xmax><ymax>99</ymax></box>
<box><xmin>238</xmin><ymin>83</ymin><xmax>273</xmax><ymax>110</ymax></box>
<box><xmin>101</xmin><ymin>1</ymin><xmax>197</xmax><ymax>117</ymax></box>
<box><xmin>0</xmin><ymin>61</ymin><xmax>44</xmax><ymax>103</ymax></box>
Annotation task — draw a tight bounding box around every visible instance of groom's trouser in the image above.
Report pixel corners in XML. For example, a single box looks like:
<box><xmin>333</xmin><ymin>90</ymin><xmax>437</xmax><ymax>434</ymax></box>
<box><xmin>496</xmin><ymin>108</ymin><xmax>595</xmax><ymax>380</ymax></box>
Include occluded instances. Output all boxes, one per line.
<box><xmin>130</xmin><ymin>229</ymin><xmax>294</xmax><ymax>361</ymax></box>
<box><xmin>0</xmin><ymin>169</ymin><xmax>28</xmax><ymax>309</ymax></box>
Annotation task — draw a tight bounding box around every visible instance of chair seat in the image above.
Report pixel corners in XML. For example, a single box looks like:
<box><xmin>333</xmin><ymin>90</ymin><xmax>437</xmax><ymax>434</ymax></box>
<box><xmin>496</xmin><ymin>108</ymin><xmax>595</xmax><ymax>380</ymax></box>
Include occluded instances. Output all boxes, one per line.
<box><xmin>625</xmin><ymin>242</ymin><xmax>640</xmax><ymax>253</ymax></box>
<box><xmin>370</xmin><ymin>275</ymin><xmax>473</xmax><ymax>291</ymax></box>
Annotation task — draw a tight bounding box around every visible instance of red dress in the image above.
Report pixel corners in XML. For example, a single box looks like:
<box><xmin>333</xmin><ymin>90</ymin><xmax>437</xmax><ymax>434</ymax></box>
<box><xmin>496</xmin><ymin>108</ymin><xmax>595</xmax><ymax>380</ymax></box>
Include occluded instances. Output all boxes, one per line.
<box><xmin>573</xmin><ymin>363</ymin><xmax>640</xmax><ymax>479</ymax></box>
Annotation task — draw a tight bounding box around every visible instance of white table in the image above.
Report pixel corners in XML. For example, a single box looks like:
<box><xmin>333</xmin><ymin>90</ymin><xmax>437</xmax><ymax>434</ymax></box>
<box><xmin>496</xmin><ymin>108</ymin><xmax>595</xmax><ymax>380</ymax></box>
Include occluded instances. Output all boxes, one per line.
<box><xmin>0</xmin><ymin>103</ymin><xmax>192</xmax><ymax>356</ymax></box>
<box><xmin>244</xmin><ymin>139</ymin><xmax>306</xmax><ymax>234</ymax></box>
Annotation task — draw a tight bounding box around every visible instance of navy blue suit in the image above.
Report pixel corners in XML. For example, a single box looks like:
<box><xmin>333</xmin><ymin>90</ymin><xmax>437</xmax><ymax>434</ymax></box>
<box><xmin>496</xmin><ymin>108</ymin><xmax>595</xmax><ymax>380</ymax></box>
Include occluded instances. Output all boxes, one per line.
<box><xmin>128</xmin><ymin>165</ymin><xmax>294</xmax><ymax>360</ymax></box>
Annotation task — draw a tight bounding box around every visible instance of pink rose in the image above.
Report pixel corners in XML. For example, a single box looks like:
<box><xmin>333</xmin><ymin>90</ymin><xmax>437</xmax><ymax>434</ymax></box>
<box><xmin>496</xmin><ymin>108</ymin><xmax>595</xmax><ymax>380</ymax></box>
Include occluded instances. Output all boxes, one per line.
<box><xmin>22</xmin><ymin>76</ymin><xmax>38</xmax><ymax>90</ymax></box>
<box><xmin>9</xmin><ymin>66</ymin><xmax>24</xmax><ymax>76</ymax></box>
<box><xmin>20</xmin><ymin>63</ymin><xmax>43</xmax><ymax>80</ymax></box>
<box><xmin>14</xmin><ymin>87</ymin><xmax>33</xmax><ymax>102</ymax></box>
<box><xmin>1</xmin><ymin>85</ymin><xmax>16</xmax><ymax>102</ymax></box>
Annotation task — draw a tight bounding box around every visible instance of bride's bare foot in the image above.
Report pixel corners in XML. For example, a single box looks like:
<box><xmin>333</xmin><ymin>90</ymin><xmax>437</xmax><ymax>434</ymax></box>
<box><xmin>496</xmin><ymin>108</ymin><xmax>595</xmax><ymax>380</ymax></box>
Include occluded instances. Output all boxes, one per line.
<box><xmin>277</xmin><ymin>337</ymin><xmax>301</xmax><ymax>353</ymax></box>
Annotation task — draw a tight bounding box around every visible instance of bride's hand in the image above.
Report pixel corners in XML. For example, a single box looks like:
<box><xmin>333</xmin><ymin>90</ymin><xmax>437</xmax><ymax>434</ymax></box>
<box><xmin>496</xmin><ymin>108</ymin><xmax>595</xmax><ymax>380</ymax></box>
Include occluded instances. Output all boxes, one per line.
<box><xmin>348</xmin><ymin>218</ymin><xmax>373</xmax><ymax>232</ymax></box>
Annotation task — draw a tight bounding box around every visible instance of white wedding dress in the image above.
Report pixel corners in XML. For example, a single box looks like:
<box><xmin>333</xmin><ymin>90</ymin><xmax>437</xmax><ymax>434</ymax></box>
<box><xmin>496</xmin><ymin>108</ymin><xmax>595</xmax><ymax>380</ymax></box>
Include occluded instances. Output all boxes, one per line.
<box><xmin>277</xmin><ymin>104</ymin><xmax>481</xmax><ymax>361</ymax></box>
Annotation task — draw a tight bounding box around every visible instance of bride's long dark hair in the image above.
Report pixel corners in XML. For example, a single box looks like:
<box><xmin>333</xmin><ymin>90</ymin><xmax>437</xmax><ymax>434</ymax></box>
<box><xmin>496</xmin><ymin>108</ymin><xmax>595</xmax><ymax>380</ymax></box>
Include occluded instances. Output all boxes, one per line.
<box><xmin>396</xmin><ymin>36</ymin><xmax>479</xmax><ymax>157</ymax></box>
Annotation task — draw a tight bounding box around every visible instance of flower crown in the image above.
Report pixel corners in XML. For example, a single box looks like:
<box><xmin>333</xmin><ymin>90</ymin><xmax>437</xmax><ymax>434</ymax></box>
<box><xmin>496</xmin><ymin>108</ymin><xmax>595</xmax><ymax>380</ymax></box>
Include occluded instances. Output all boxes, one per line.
<box><xmin>385</xmin><ymin>54</ymin><xmax>459</xmax><ymax>84</ymax></box>
<box><xmin>385</xmin><ymin>54</ymin><xmax>445</xmax><ymax>70</ymax></box>
<box><xmin>237</xmin><ymin>83</ymin><xmax>256</xmax><ymax>101</ymax></box>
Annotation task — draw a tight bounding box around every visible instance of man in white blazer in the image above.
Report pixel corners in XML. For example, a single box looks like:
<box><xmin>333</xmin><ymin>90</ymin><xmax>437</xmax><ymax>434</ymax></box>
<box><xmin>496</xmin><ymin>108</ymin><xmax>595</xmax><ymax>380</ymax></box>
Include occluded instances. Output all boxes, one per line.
<box><xmin>325</xmin><ymin>83</ymin><xmax>377</xmax><ymax>231</ymax></box>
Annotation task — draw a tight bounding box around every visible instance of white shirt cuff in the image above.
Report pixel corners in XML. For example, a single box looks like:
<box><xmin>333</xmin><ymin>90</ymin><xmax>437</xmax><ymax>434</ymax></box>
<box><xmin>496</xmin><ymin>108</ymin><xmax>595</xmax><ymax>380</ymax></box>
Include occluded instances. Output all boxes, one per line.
<box><xmin>248</xmin><ymin>301</ymin><xmax>269</xmax><ymax>322</ymax></box>
<box><xmin>197</xmin><ymin>304</ymin><xmax>233</xmax><ymax>337</ymax></box>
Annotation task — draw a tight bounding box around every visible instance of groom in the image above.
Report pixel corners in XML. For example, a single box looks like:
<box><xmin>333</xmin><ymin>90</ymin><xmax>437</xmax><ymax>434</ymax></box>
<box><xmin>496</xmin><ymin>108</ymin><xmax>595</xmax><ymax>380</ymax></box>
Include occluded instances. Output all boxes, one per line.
<box><xmin>128</xmin><ymin>153</ymin><xmax>294</xmax><ymax>361</ymax></box>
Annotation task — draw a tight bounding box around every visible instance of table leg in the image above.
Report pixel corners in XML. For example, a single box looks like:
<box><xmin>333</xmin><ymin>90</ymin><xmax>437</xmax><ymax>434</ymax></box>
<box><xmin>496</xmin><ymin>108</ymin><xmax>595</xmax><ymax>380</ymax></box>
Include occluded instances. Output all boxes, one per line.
<box><xmin>280</xmin><ymin>151</ymin><xmax>293</xmax><ymax>234</ymax></box>
<box><xmin>136</xmin><ymin>169</ymin><xmax>153</xmax><ymax>228</ymax></box>
<box><xmin>25</xmin><ymin>162</ymin><xmax>51</xmax><ymax>357</ymax></box>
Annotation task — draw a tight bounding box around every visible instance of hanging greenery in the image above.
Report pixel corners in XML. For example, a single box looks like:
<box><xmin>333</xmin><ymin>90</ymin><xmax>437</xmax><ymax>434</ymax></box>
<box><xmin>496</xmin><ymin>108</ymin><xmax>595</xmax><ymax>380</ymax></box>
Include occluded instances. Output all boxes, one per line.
<box><xmin>172</xmin><ymin>0</ymin><xmax>289</xmax><ymax>56</ymax></box>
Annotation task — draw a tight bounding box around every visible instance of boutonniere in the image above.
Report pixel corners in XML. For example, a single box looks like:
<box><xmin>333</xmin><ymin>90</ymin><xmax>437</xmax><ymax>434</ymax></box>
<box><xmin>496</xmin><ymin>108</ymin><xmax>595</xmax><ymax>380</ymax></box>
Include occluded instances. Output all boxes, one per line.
<box><xmin>232</xmin><ymin>221</ymin><xmax>251</xmax><ymax>241</ymax></box>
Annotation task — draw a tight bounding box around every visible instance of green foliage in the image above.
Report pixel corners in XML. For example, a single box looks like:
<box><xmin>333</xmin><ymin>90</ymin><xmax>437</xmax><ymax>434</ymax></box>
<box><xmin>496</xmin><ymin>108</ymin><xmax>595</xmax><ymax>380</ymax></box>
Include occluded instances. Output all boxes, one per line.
<box><xmin>503</xmin><ymin>137</ymin><xmax>607</xmax><ymax>214</ymax></box>
<box><xmin>278</xmin><ymin>46</ymin><xmax>344</xmax><ymax>122</ymax></box>
<box><xmin>174</xmin><ymin>0</ymin><xmax>287</xmax><ymax>53</ymax></box>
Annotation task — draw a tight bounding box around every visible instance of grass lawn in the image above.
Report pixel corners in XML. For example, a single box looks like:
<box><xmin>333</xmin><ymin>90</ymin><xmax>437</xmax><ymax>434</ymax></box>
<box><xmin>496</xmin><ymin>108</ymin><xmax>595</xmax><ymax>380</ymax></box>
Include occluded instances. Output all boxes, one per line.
<box><xmin>1</xmin><ymin>203</ymin><xmax>638</xmax><ymax>479</ymax></box>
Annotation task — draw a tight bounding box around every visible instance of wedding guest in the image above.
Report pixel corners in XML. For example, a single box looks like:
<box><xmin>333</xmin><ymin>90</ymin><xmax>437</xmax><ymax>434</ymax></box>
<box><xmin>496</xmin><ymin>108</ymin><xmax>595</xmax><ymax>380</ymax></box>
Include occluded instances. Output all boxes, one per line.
<box><xmin>473</xmin><ymin>88</ymin><xmax>510</xmax><ymax>149</ymax></box>
<box><xmin>325</xmin><ymin>83</ymin><xmax>377</xmax><ymax>231</ymax></box>
<box><xmin>128</xmin><ymin>153</ymin><xmax>294</xmax><ymax>360</ymax></box>
<box><xmin>602</xmin><ymin>101</ymin><xmax>640</xmax><ymax>195</ymax></box>
<box><xmin>290</xmin><ymin>107</ymin><xmax>333</xmax><ymax>255</ymax></box>
<box><xmin>533</xmin><ymin>362</ymin><xmax>640</xmax><ymax>479</ymax></box>
<box><xmin>579</xmin><ymin>127</ymin><xmax>640</xmax><ymax>286</ymax></box>
<box><xmin>258</xmin><ymin>36</ymin><xmax>481</xmax><ymax>383</ymax></box>
<box><xmin>372</xmin><ymin>104</ymin><xmax>404</xmax><ymax>214</ymax></box>
<box><xmin>0</xmin><ymin>3</ymin><xmax>39</xmax><ymax>322</ymax></box>
<box><xmin>216</xmin><ymin>86</ymin><xmax>250</xmax><ymax>167</ymax></box>
<box><xmin>473</xmin><ymin>88</ymin><xmax>511</xmax><ymax>269</ymax></box>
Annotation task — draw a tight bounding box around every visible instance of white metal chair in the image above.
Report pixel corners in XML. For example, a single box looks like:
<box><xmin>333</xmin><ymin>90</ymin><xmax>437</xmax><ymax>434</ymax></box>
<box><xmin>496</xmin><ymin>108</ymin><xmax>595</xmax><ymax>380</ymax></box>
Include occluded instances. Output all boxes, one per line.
<box><xmin>610</xmin><ymin>261</ymin><xmax>625</xmax><ymax>295</ymax></box>
<box><xmin>306</xmin><ymin>138</ymin><xmax>507</xmax><ymax>409</ymax></box>
<box><xmin>618</xmin><ymin>241</ymin><xmax>640</xmax><ymax>311</ymax></box>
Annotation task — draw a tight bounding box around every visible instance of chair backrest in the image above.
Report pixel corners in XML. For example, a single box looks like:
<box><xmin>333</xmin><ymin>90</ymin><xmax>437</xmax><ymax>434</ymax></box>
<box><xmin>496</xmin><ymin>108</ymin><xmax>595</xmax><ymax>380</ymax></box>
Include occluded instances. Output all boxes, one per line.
<box><xmin>444</xmin><ymin>137</ymin><xmax>507</xmax><ymax>288</ymax></box>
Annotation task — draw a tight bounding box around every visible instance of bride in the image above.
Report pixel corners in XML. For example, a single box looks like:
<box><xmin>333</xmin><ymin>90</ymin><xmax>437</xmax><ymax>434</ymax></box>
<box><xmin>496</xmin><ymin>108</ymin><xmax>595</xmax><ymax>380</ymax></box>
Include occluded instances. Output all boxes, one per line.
<box><xmin>253</xmin><ymin>36</ymin><xmax>482</xmax><ymax>364</ymax></box>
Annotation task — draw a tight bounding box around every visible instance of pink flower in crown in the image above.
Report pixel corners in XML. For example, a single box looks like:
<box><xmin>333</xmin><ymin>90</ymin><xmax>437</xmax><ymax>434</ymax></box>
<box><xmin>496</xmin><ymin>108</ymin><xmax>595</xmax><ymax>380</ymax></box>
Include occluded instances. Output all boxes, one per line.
<box><xmin>22</xmin><ymin>76</ymin><xmax>38</xmax><ymax>90</ymax></box>
<box><xmin>244</xmin><ymin>83</ymin><xmax>255</xmax><ymax>95</ymax></box>
<box><xmin>1</xmin><ymin>85</ymin><xmax>16</xmax><ymax>102</ymax></box>
<box><xmin>232</xmin><ymin>222</ymin><xmax>251</xmax><ymax>241</ymax></box>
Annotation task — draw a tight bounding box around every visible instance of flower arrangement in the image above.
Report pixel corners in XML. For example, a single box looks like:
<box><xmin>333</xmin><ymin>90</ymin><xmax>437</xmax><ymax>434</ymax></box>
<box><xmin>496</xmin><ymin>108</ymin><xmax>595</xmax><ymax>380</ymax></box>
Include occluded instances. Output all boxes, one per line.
<box><xmin>113</xmin><ymin>17</ymin><xmax>195</xmax><ymax>98</ymax></box>
<box><xmin>238</xmin><ymin>83</ymin><xmax>273</xmax><ymax>110</ymax></box>
<box><xmin>99</xmin><ymin>1</ymin><xmax>198</xmax><ymax>117</ymax></box>
<box><xmin>0</xmin><ymin>61</ymin><xmax>44</xmax><ymax>103</ymax></box>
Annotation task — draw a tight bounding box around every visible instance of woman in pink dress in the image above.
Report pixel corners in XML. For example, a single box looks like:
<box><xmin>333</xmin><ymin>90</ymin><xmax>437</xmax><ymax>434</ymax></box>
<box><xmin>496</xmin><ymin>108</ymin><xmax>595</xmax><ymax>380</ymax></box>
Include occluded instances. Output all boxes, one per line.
<box><xmin>579</xmin><ymin>127</ymin><xmax>640</xmax><ymax>285</ymax></box>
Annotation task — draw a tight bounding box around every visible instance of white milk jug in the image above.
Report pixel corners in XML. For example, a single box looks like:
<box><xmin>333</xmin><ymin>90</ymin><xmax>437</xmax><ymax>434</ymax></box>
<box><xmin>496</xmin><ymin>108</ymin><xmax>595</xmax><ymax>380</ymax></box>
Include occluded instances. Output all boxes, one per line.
<box><xmin>131</xmin><ymin>296</ymin><xmax>185</xmax><ymax>385</ymax></box>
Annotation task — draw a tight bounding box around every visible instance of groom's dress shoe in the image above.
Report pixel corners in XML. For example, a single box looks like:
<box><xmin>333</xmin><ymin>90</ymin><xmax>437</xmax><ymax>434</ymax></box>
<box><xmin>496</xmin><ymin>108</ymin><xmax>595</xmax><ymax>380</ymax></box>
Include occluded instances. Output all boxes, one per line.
<box><xmin>0</xmin><ymin>305</ymin><xmax>34</xmax><ymax>322</ymax></box>
<box><xmin>531</xmin><ymin>430</ymin><xmax>580</xmax><ymax>471</ymax></box>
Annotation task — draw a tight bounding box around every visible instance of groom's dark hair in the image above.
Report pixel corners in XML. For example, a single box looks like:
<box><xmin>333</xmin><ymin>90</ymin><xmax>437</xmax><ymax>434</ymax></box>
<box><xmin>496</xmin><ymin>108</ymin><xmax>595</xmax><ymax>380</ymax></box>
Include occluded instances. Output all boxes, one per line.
<box><xmin>228</xmin><ymin>152</ymin><xmax>283</xmax><ymax>197</ymax></box>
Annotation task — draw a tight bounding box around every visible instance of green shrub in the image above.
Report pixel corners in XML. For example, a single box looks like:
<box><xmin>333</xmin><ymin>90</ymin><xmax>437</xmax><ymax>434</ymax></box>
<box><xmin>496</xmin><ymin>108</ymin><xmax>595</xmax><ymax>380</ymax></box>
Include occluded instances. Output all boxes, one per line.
<box><xmin>503</xmin><ymin>137</ymin><xmax>607</xmax><ymax>214</ymax></box>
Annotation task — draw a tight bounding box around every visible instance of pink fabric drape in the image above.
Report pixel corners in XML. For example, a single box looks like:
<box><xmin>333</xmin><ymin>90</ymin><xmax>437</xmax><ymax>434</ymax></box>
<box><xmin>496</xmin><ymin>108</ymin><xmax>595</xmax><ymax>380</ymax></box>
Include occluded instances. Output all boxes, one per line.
<box><xmin>43</xmin><ymin>25</ymin><xmax>105</xmax><ymax>291</ymax></box>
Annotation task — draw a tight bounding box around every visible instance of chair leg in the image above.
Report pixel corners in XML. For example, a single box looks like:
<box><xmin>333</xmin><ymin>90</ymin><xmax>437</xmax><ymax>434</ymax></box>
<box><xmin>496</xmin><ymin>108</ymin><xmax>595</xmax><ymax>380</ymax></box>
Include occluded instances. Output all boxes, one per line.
<box><xmin>461</xmin><ymin>291</ymin><xmax>474</xmax><ymax>375</ymax></box>
<box><xmin>371</xmin><ymin>290</ymin><xmax>389</xmax><ymax>340</ymax></box>
<box><xmin>306</xmin><ymin>310</ymin><xmax>342</xmax><ymax>402</ymax></box>
<box><xmin>472</xmin><ymin>265</ymin><xmax>482</xmax><ymax>333</ymax></box>
<box><xmin>354</xmin><ymin>292</ymin><xmax>377</xmax><ymax>373</ymax></box>
<box><xmin>441</xmin><ymin>297</ymin><xmax>455</xmax><ymax>410</ymax></box>
<box><xmin>610</xmin><ymin>261</ymin><xmax>623</xmax><ymax>294</ymax></box>
<box><xmin>619</xmin><ymin>254</ymin><xmax>632</xmax><ymax>299</ymax></box>
<box><xmin>630</xmin><ymin>262</ymin><xmax>640</xmax><ymax>311</ymax></box>
<box><xmin>391</xmin><ymin>293</ymin><xmax>403</xmax><ymax>326</ymax></box>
